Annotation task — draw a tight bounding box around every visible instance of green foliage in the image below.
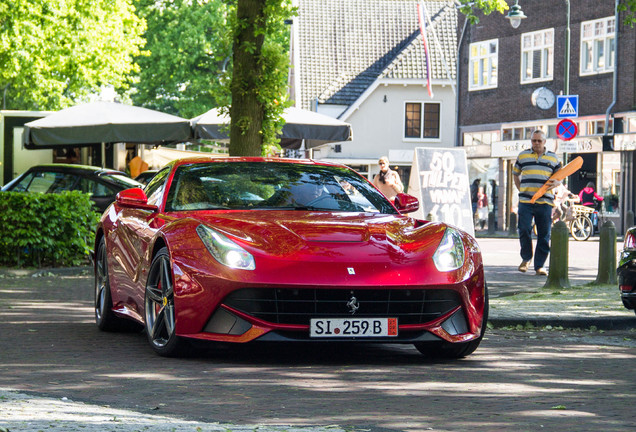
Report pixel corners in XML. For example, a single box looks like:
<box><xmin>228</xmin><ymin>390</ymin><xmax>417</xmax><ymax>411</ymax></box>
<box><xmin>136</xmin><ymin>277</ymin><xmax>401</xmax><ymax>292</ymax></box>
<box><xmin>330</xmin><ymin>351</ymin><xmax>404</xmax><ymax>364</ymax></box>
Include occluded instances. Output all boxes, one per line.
<box><xmin>0</xmin><ymin>192</ymin><xmax>99</xmax><ymax>267</ymax></box>
<box><xmin>0</xmin><ymin>0</ymin><xmax>146</xmax><ymax>110</ymax></box>
<box><xmin>620</xmin><ymin>0</ymin><xmax>636</xmax><ymax>26</ymax></box>
<box><xmin>130</xmin><ymin>0</ymin><xmax>233</xmax><ymax>118</ymax></box>
<box><xmin>456</xmin><ymin>0</ymin><xmax>509</xmax><ymax>24</ymax></box>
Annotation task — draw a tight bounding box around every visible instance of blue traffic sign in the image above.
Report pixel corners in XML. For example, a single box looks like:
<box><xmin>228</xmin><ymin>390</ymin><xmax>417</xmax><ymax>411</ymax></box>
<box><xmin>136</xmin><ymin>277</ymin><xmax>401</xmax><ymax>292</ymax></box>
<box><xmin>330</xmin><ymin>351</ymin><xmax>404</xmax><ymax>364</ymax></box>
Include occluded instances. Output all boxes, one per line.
<box><xmin>557</xmin><ymin>119</ymin><xmax>578</xmax><ymax>141</ymax></box>
<box><xmin>557</xmin><ymin>95</ymin><xmax>578</xmax><ymax>118</ymax></box>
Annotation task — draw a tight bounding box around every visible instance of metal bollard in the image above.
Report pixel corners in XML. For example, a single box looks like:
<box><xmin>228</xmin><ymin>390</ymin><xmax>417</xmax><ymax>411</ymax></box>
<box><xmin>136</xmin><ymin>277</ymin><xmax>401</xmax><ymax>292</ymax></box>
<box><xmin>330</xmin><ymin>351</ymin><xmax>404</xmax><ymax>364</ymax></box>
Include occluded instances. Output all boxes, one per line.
<box><xmin>625</xmin><ymin>210</ymin><xmax>634</xmax><ymax>236</ymax></box>
<box><xmin>594</xmin><ymin>220</ymin><xmax>617</xmax><ymax>285</ymax></box>
<box><xmin>508</xmin><ymin>212</ymin><xmax>517</xmax><ymax>236</ymax></box>
<box><xmin>487</xmin><ymin>211</ymin><xmax>496</xmax><ymax>234</ymax></box>
<box><xmin>544</xmin><ymin>221</ymin><xmax>570</xmax><ymax>289</ymax></box>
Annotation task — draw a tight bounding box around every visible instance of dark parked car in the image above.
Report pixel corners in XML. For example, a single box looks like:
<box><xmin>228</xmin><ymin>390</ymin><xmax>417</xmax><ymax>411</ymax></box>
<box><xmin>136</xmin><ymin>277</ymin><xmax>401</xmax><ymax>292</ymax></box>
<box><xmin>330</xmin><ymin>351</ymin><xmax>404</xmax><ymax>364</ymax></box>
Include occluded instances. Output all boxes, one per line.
<box><xmin>2</xmin><ymin>164</ymin><xmax>142</xmax><ymax>213</ymax></box>
<box><xmin>134</xmin><ymin>169</ymin><xmax>158</xmax><ymax>186</ymax></box>
<box><xmin>618</xmin><ymin>227</ymin><xmax>636</xmax><ymax>315</ymax></box>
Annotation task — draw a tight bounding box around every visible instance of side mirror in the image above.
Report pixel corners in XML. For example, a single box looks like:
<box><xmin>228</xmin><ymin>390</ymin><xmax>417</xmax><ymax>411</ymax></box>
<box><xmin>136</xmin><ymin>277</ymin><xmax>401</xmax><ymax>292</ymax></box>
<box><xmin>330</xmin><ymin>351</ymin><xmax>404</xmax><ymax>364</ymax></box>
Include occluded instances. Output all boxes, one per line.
<box><xmin>116</xmin><ymin>188</ymin><xmax>158</xmax><ymax>211</ymax></box>
<box><xmin>394</xmin><ymin>193</ymin><xmax>419</xmax><ymax>214</ymax></box>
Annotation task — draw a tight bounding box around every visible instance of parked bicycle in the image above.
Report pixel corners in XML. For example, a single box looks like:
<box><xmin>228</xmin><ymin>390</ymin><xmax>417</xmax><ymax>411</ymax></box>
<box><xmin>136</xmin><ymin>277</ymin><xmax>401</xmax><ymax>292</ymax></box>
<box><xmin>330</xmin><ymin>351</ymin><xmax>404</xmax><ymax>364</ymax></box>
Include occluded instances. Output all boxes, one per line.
<box><xmin>565</xmin><ymin>203</ymin><xmax>595</xmax><ymax>241</ymax></box>
<box><xmin>532</xmin><ymin>199</ymin><xmax>595</xmax><ymax>241</ymax></box>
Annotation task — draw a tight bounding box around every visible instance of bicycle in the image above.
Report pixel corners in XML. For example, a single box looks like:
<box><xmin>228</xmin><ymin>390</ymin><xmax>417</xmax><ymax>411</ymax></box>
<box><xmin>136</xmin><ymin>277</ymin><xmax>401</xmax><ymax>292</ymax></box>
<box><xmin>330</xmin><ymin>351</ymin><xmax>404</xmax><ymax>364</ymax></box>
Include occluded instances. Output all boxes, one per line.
<box><xmin>532</xmin><ymin>199</ymin><xmax>594</xmax><ymax>241</ymax></box>
<box><xmin>565</xmin><ymin>203</ymin><xmax>595</xmax><ymax>241</ymax></box>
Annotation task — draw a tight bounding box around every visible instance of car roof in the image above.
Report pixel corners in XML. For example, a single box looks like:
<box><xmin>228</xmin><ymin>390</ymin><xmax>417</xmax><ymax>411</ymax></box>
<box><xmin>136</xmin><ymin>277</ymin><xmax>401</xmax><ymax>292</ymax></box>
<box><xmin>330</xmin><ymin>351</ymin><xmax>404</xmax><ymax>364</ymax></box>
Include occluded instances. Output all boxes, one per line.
<box><xmin>25</xmin><ymin>164</ymin><xmax>126</xmax><ymax>176</ymax></box>
<box><xmin>168</xmin><ymin>156</ymin><xmax>347</xmax><ymax>170</ymax></box>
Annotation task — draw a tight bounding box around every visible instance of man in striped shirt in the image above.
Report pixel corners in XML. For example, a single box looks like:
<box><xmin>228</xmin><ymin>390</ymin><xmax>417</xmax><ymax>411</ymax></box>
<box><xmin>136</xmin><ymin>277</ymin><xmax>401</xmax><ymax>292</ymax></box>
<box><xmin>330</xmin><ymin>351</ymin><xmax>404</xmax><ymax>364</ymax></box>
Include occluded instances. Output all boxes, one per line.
<box><xmin>512</xmin><ymin>130</ymin><xmax>562</xmax><ymax>276</ymax></box>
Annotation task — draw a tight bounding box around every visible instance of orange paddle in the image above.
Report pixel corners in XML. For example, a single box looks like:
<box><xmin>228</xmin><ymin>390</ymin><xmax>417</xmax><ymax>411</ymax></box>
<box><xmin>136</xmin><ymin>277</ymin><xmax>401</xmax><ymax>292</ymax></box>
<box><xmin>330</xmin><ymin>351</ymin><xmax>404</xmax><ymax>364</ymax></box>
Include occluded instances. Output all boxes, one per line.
<box><xmin>530</xmin><ymin>156</ymin><xmax>583</xmax><ymax>203</ymax></box>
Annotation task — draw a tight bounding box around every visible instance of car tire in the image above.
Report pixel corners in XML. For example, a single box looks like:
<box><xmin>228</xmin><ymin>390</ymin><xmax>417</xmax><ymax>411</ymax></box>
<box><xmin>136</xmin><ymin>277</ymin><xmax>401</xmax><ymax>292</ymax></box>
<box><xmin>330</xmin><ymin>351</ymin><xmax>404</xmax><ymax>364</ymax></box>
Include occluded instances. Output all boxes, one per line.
<box><xmin>95</xmin><ymin>237</ymin><xmax>138</xmax><ymax>331</ymax></box>
<box><xmin>144</xmin><ymin>247</ymin><xmax>188</xmax><ymax>357</ymax></box>
<box><xmin>414</xmin><ymin>284</ymin><xmax>489</xmax><ymax>359</ymax></box>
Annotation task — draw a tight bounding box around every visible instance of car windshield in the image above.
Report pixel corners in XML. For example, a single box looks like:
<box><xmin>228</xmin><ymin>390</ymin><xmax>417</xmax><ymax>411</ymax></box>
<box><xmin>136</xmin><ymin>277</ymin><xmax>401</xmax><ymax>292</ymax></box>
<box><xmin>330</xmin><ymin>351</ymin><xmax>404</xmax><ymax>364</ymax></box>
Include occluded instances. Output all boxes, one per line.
<box><xmin>164</xmin><ymin>162</ymin><xmax>397</xmax><ymax>214</ymax></box>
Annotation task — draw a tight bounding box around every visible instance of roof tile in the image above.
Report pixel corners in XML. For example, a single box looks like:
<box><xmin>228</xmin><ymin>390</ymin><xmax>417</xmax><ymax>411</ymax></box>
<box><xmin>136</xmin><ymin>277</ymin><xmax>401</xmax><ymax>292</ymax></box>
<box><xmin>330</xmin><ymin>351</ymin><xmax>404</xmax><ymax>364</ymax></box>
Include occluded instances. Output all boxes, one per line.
<box><xmin>296</xmin><ymin>0</ymin><xmax>458</xmax><ymax>110</ymax></box>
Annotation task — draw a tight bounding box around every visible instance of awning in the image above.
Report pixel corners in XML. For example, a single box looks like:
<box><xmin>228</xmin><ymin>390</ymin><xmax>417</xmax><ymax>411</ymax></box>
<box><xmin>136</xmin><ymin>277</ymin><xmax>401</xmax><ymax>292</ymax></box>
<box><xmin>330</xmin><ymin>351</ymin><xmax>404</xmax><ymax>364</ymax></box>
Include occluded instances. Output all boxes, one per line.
<box><xmin>23</xmin><ymin>101</ymin><xmax>192</xmax><ymax>149</ymax></box>
<box><xmin>190</xmin><ymin>107</ymin><xmax>353</xmax><ymax>149</ymax></box>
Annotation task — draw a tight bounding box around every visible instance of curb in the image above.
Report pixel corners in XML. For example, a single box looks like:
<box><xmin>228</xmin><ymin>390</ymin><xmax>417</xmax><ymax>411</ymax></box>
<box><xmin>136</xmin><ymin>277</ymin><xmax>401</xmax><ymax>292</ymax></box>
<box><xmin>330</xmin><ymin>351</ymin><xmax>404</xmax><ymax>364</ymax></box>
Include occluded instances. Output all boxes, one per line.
<box><xmin>0</xmin><ymin>266</ymin><xmax>92</xmax><ymax>278</ymax></box>
<box><xmin>489</xmin><ymin>316</ymin><xmax>635</xmax><ymax>330</ymax></box>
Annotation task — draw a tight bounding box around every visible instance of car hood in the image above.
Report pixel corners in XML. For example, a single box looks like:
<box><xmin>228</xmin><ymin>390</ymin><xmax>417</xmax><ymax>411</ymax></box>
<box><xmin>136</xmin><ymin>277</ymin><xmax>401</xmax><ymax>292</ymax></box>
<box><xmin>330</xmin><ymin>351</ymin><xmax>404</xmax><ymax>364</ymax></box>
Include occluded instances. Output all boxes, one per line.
<box><xmin>161</xmin><ymin>210</ymin><xmax>480</xmax><ymax>287</ymax></box>
<box><xmin>181</xmin><ymin>210</ymin><xmax>447</xmax><ymax>259</ymax></box>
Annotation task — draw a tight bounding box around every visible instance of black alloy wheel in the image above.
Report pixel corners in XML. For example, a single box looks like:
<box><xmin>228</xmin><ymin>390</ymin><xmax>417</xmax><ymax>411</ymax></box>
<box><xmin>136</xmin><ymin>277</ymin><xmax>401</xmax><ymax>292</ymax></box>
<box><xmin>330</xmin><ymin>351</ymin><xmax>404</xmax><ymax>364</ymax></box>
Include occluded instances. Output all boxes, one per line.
<box><xmin>144</xmin><ymin>247</ymin><xmax>186</xmax><ymax>356</ymax></box>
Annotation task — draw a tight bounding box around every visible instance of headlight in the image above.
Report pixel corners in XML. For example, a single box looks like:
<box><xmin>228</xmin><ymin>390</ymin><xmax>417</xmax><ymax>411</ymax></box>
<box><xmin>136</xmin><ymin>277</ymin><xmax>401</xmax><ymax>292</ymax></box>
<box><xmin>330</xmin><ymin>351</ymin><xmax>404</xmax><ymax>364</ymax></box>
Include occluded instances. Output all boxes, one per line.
<box><xmin>433</xmin><ymin>227</ymin><xmax>465</xmax><ymax>272</ymax></box>
<box><xmin>196</xmin><ymin>225</ymin><xmax>255</xmax><ymax>270</ymax></box>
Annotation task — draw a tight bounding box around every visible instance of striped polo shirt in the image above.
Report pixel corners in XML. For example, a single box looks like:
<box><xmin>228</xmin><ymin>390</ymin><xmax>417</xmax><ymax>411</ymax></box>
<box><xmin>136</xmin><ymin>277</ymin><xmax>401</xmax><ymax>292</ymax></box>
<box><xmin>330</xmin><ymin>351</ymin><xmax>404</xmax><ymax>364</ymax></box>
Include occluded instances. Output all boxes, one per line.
<box><xmin>512</xmin><ymin>149</ymin><xmax>562</xmax><ymax>205</ymax></box>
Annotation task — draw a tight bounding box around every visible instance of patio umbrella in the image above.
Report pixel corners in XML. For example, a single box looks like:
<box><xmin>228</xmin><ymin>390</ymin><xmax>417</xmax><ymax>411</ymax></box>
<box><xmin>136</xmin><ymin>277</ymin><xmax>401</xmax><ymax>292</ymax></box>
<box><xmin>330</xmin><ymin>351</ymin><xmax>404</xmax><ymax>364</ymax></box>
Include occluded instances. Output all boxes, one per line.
<box><xmin>190</xmin><ymin>107</ymin><xmax>352</xmax><ymax>149</ymax></box>
<box><xmin>23</xmin><ymin>101</ymin><xmax>192</xmax><ymax>149</ymax></box>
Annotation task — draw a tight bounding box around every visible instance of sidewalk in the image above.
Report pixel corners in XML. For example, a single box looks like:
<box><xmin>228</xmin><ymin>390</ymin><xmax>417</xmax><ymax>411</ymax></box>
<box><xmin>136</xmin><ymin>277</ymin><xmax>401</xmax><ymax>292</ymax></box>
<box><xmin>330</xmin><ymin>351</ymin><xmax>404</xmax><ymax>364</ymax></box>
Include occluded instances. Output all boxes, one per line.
<box><xmin>477</xmin><ymin>233</ymin><xmax>635</xmax><ymax>330</ymax></box>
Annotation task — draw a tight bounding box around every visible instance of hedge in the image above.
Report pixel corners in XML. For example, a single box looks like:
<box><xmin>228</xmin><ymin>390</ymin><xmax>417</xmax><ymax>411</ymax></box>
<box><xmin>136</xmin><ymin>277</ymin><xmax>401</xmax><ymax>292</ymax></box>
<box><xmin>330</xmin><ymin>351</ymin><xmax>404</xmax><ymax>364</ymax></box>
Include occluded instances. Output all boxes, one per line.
<box><xmin>0</xmin><ymin>191</ymin><xmax>100</xmax><ymax>267</ymax></box>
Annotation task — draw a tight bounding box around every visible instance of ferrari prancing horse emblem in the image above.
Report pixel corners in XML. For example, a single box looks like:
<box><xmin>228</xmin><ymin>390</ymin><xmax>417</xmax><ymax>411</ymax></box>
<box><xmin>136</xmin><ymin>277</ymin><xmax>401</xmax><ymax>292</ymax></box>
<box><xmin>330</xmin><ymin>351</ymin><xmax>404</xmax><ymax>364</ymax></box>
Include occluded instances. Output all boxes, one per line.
<box><xmin>347</xmin><ymin>295</ymin><xmax>359</xmax><ymax>314</ymax></box>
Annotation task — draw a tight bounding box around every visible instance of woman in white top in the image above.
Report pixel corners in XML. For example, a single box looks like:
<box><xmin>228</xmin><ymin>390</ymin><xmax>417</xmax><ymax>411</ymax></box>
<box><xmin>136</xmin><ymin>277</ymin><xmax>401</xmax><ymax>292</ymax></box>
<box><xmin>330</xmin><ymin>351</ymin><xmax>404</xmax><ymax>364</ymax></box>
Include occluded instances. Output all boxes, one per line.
<box><xmin>372</xmin><ymin>156</ymin><xmax>403</xmax><ymax>201</ymax></box>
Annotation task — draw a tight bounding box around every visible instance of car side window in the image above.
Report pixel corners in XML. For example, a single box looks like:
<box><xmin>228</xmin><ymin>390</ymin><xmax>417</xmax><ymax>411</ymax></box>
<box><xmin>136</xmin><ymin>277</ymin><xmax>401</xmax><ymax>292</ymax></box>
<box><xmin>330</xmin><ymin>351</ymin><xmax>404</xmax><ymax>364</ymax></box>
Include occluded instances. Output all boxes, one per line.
<box><xmin>17</xmin><ymin>171</ymin><xmax>77</xmax><ymax>193</ymax></box>
<box><xmin>47</xmin><ymin>172</ymin><xmax>78</xmax><ymax>193</ymax></box>
<box><xmin>145</xmin><ymin>167</ymin><xmax>171</xmax><ymax>207</ymax></box>
<box><xmin>10</xmin><ymin>172</ymin><xmax>37</xmax><ymax>192</ymax></box>
<box><xmin>78</xmin><ymin>178</ymin><xmax>116</xmax><ymax>197</ymax></box>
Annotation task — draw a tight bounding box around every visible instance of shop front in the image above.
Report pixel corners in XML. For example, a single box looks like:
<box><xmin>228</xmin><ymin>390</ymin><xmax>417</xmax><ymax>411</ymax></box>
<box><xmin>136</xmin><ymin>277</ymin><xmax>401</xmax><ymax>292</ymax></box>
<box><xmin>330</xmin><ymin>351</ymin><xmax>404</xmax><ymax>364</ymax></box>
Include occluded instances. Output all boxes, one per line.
<box><xmin>479</xmin><ymin>136</ymin><xmax>620</xmax><ymax>233</ymax></box>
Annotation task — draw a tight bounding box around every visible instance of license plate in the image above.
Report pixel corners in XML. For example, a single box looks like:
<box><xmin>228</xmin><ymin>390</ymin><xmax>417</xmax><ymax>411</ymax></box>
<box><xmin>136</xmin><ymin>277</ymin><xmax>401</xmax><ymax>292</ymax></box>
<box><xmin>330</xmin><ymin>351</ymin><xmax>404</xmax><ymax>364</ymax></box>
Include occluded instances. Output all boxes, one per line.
<box><xmin>310</xmin><ymin>318</ymin><xmax>398</xmax><ymax>338</ymax></box>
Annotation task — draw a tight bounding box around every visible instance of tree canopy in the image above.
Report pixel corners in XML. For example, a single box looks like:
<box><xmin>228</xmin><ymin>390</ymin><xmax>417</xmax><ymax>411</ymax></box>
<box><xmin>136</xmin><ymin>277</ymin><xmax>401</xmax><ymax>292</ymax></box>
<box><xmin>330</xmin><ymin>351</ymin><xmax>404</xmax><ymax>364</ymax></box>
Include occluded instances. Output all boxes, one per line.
<box><xmin>130</xmin><ymin>0</ymin><xmax>232</xmax><ymax>119</ymax></box>
<box><xmin>0</xmin><ymin>0</ymin><xmax>145</xmax><ymax>110</ymax></box>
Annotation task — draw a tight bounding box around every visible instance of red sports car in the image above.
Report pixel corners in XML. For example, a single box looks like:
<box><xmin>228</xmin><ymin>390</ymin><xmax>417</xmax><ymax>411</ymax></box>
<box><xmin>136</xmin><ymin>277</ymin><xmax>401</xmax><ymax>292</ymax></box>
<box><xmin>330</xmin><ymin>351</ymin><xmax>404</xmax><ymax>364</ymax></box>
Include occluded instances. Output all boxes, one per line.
<box><xmin>94</xmin><ymin>157</ymin><xmax>487</xmax><ymax>358</ymax></box>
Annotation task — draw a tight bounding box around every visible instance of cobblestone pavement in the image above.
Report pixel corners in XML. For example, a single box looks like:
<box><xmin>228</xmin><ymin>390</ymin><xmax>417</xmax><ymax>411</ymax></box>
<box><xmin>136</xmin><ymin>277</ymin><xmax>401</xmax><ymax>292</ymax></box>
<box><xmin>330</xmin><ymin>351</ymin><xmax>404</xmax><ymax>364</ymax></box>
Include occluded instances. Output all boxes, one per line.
<box><xmin>0</xmin><ymin>237</ymin><xmax>634</xmax><ymax>432</ymax></box>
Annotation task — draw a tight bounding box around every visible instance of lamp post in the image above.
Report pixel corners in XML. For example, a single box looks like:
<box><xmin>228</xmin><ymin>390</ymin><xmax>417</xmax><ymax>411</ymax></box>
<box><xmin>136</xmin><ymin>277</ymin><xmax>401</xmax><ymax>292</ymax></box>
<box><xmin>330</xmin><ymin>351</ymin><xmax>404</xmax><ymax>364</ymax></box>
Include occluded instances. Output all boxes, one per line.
<box><xmin>564</xmin><ymin>0</ymin><xmax>570</xmax><ymax>95</ymax></box>
<box><xmin>506</xmin><ymin>0</ymin><xmax>527</xmax><ymax>29</ymax></box>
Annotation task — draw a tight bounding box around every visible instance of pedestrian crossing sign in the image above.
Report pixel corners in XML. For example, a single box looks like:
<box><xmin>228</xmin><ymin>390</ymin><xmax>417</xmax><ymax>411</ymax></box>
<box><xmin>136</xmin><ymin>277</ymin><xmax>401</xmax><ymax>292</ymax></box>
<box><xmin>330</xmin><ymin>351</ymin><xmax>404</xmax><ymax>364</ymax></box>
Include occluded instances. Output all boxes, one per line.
<box><xmin>557</xmin><ymin>95</ymin><xmax>578</xmax><ymax>118</ymax></box>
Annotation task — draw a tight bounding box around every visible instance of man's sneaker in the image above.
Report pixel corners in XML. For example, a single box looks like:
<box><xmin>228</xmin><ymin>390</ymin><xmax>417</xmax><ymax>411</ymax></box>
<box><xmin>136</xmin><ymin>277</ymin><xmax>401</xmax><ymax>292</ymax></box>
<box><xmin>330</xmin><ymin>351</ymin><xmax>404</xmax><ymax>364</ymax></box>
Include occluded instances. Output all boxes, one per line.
<box><xmin>536</xmin><ymin>268</ymin><xmax>548</xmax><ymax>276</ymax></box>
<box><xmin>518</xmin><ymin>261</ymin><xmax>530</xmax><ymax>273</ymax></box>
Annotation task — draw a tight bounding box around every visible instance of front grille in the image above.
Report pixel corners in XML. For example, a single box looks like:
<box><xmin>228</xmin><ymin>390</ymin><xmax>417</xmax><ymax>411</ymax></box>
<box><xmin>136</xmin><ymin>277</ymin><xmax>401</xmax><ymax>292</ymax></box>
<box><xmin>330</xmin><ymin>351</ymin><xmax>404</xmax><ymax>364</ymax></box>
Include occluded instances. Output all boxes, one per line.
<box><xmin>222</xmin><ymin>288</ymin><xmax>461</xmax><ymax>325</ymax></box>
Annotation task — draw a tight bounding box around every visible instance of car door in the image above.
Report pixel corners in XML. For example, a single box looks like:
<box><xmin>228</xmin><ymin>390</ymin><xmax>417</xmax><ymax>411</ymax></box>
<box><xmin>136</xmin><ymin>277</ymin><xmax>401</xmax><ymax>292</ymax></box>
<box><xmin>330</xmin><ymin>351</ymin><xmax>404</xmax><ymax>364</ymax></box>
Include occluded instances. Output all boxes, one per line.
<box><xmin>108</xmin><ymin>168</ymin><xmax>171</xmax><ymax>318</ymax></box>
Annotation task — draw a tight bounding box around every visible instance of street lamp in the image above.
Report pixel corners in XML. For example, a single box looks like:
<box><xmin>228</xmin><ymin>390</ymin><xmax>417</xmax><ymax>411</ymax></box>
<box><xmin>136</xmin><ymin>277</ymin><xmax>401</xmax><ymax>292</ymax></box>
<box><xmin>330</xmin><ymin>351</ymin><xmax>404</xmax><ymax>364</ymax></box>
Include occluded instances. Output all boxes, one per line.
<box><xmin>506</xmin><ymin>0</ymin><xmax>527</xmax><ymax>28</ymax></box>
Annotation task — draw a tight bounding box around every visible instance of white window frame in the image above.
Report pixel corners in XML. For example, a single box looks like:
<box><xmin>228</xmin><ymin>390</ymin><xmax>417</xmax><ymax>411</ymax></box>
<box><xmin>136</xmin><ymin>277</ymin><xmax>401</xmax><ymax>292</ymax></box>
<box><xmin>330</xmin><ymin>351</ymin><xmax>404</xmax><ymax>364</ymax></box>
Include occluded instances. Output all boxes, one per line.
<box><xmin>520</xmin><ymin>29</ymin><xmax>554</xmax><ymax>84</ymax></box>
<box><xmin>580</xmin><ymin>17</ymin><xmax>615</xmax><ymax>76</ymax></box>
<box><xmin>403</xmin><ymin>101</ymin><xmax>441</xmax><ymax>141</ymax></box>
<box><xmin>468</xmin><ymin>39</ymin><xmax>498</xmax><ymax>91</ymax></box>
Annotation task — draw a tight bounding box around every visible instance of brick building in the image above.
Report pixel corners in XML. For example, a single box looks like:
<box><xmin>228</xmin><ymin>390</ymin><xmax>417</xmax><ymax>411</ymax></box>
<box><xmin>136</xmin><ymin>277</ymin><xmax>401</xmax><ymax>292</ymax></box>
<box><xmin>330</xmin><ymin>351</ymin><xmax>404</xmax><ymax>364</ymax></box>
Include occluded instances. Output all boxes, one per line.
<box><xmin>458</xmin><ymin>0</ymin><xmax>635</xmax><ymax>232</ymax></box>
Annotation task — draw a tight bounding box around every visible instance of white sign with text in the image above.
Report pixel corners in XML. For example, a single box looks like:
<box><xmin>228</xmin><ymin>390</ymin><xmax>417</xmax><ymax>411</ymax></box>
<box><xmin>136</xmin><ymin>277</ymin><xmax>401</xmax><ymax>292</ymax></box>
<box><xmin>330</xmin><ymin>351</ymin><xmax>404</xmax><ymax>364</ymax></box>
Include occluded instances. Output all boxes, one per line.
<box><xmin>408</xmin><ymin>147</ymin><xmax>474</xmax><ymax>237</ymax></box>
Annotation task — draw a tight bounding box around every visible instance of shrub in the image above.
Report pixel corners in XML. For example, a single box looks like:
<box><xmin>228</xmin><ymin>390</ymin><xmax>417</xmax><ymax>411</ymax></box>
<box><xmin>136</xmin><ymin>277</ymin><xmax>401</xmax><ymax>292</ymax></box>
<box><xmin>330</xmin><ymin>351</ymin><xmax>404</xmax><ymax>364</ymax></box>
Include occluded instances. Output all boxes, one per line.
<box><xmin>0</xmin><ymin>191</ymin><xmax>100</xmax><ymax>267</ymax></box>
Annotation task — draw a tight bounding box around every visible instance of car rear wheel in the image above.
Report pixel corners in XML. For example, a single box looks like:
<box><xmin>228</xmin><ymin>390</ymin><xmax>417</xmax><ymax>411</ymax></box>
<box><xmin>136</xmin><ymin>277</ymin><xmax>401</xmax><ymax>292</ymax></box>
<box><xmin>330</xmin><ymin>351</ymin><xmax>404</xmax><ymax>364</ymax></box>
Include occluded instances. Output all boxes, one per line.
<box><xmin>95</xmin><ymin>238</ymin><xmax>134</xmax><ymax>331</ymax></box>
<box><xmin>414</xmin><ymin>284</ymin><xmax>489</xmax><ymax>359</ymax></box>
<box><xmin>144</xmin><ymin>247</ymin><xmax>187</xmax><ymax>357</ymax></box>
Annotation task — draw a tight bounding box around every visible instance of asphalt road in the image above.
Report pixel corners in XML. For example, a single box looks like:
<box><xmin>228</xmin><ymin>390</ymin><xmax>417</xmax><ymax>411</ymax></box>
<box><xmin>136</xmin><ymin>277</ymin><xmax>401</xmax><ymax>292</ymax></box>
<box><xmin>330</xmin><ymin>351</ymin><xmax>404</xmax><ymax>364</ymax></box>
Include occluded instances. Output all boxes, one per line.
<box><xmin>0</xmin><ymin>237</ymin><xmax>635</xmax><ymax>432</ymax></box>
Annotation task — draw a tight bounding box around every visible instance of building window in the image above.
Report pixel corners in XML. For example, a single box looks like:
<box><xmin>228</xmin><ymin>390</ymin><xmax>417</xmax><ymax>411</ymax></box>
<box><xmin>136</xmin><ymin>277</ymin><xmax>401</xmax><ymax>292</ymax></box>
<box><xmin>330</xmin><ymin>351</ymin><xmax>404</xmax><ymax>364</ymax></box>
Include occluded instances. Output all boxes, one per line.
<box><xmin>583</xmin><ymin>119</ymin><xmax>612</xmax><ymax>135</ymax></box>
<box><xmin>521</xmin><ymin>29</ymin><xmax>553</xmax><ymax>83</ymax></box>
<box><xmin>580</xmin><ymin>17</ymin><xmax>615</xmax><ymax>75</ymax></box>
<box><xmin>502</xmin><ymin>126</ymin><xmax>546</xmax><ymax>141</ymax></box>
<box><xmin>463</xmin><ymin>132</ymin><xmax>498</xmax><ymax>146</ymax></box>
<box><xmin>404</xmin><ymin>102</ymin><xmax>440</xmax><ymax>139</ymax></box>
<box><xmin>469</xmin><ymin>39</ymin><xmax>498</xmax><ymax>90</ymax></box>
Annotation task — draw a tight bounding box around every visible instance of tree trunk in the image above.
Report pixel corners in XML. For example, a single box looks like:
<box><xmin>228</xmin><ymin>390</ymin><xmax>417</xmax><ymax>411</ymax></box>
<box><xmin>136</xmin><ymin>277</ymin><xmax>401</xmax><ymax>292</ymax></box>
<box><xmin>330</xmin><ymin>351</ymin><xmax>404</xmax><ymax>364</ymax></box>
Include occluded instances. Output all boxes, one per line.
<box><xmin>229</xmin><ymin>0</ymin><xmax>266</xmax><ymax>156</ymax></box>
